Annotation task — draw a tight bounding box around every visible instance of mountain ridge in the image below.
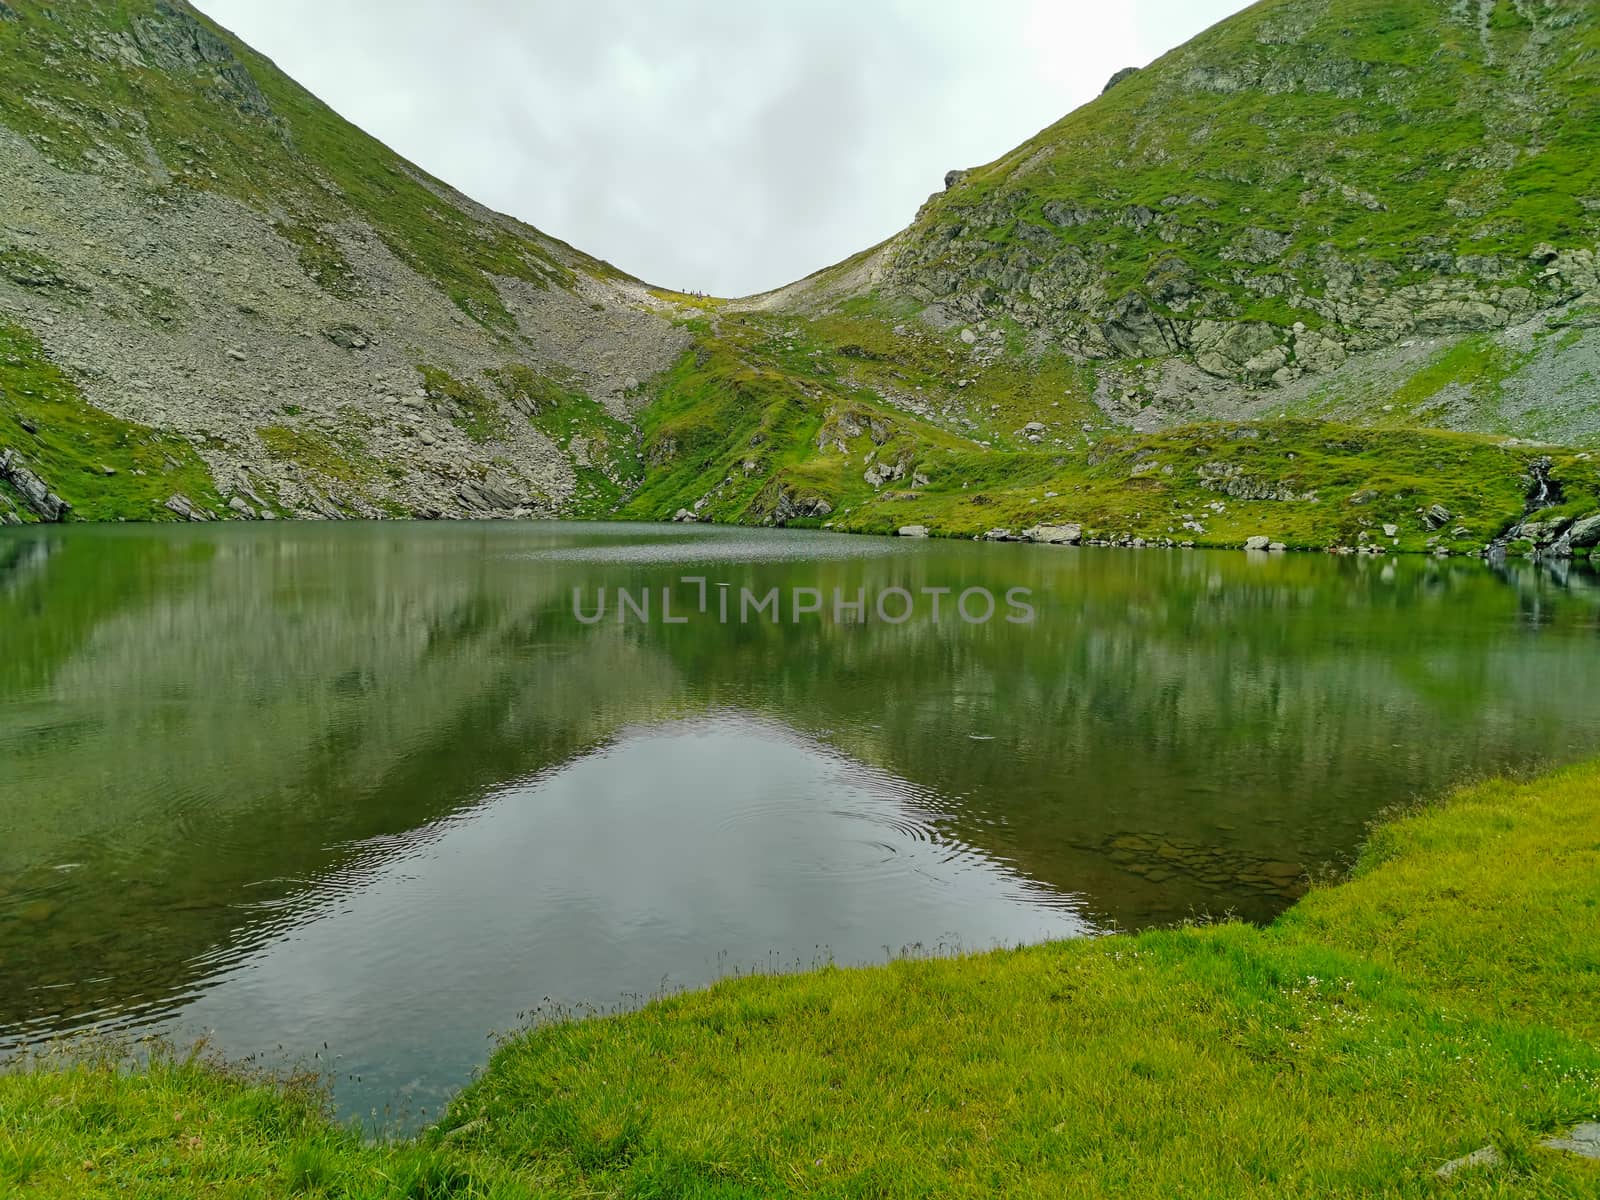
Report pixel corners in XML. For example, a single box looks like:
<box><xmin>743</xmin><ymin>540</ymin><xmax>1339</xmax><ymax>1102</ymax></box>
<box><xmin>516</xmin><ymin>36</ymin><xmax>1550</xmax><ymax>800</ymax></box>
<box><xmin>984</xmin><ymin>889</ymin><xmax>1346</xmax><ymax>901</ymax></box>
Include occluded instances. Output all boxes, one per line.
<box><xmin>2</xmin><ymin>0</ymin><xmax>1599</xmax><ymax>559</ymax></box>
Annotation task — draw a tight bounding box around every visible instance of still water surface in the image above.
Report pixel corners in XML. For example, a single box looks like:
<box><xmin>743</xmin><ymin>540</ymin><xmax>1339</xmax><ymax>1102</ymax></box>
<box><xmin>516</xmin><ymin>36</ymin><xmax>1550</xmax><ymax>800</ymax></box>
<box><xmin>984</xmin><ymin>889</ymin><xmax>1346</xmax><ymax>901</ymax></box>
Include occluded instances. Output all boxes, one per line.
<box><xmin>2</xmin><ymin>522</ymin><xmax>1599</xmax><ymax>1121</ymax></box>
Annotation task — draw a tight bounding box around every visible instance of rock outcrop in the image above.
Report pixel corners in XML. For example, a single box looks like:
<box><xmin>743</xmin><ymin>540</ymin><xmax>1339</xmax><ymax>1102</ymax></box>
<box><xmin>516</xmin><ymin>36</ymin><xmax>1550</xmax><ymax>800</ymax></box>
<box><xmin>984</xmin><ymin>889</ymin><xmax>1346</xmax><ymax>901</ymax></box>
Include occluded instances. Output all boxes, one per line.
<box><xmin>0</xmin><ymin>448</ymin><xmax>69</xmax><ymax>521</ymax></box>
<box><xmin>0</xmin><ymin>0</ymin><xmax>689</xmax><ymax>523</ymax></box>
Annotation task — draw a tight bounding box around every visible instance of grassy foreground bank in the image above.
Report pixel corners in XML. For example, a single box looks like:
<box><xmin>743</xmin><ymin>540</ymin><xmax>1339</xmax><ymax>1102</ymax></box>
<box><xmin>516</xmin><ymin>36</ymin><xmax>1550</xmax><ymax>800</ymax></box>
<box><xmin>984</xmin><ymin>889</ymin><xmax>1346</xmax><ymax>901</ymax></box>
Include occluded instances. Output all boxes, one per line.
<box><xmin>4</xmin><ymin>766</ymin><xmax>1599</xmax><ymax>1198</ymax></box>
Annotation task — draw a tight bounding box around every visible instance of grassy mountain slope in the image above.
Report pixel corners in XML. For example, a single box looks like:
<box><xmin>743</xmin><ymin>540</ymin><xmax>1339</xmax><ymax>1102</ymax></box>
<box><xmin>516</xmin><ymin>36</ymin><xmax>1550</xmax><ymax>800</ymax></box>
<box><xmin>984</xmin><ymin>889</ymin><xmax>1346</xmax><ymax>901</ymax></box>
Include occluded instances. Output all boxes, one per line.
<box><xmin>0</xmin><ymin>0</ymin><xmax>607</xmax><ymax>324</ymax></box>
<box><xmin>766</xmin><ymin>0</ymin><xmax>1600</xmax><ymax>413</ymax></box>
<box><xmin>618</xmin><ymin>301</ymin><xmax>1600</xmax><ymax>556</ymax></box>
<box><xmin>626</xmin><ymin>0</ymin><xmax>1600</xmax><ymax>554</ymax></box>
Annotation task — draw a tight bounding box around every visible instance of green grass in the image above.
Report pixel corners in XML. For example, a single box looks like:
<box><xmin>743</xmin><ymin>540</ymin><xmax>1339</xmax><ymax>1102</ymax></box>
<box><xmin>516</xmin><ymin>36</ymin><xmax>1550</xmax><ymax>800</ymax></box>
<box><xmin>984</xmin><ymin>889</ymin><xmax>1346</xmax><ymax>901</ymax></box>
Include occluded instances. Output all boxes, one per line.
<box><xmin>5</xmin><ymin>761</ymin><xmax>1600</xmax><ymax>1196</ymax></box>
<box><xmin>0</xmin><ymin>1044</ymin><xmax>516</xmax><ymax>1200</ymax></box>
<box><xmin>885</xmin><ymin>0</ymin><xmax>1600</xmax><ymax>328</ymax></box>
<box><xmin>0</xmin><ymin>324</ymin><xmax>225</xmax><ymax>522</ymax></box>
<box><xmin>488</xmin><ymin>365</ymin><xmax>643</xmax><ymax>516</ymax></box>
<box><xmin>418</xmin><ymin>365</ymin><xmax>507</xmax><ymax>446</ymax></box>
<box><xmin>770</xmin><ymin>0</ymin><xmax>1600</xmax><ymax>446</ymax></box>
<box><xmin>257</xmin><ymin>424</ymin><xmax>376</xmax><ymax>489</ymax></box>
<box><xmin>831</xmin><ymin>420</ymin><xmax>1600</xmax><ymax>552</ymax></box>
<box><xmin>603</xmin><ymin>312</ymin><xmax>1600</xmax><ymax>552</ymax></box>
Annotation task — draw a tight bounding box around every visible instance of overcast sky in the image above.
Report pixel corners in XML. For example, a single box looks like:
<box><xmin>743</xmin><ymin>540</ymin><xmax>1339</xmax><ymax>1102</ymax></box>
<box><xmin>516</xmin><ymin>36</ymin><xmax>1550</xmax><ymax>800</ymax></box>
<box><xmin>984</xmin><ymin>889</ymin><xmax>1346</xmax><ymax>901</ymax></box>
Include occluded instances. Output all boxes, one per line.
<box><xmin>195</xmin><ymin>1</ymin><xmax>1248</xmax><ymax>297</ymax></box>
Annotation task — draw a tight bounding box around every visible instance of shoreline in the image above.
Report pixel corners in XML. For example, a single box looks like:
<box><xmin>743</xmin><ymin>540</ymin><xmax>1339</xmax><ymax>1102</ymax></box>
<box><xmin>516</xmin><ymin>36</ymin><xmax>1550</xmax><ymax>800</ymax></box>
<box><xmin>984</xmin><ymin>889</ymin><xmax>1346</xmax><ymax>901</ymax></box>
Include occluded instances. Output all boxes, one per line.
<box><xmin>4</xmin><ymin>757</ymin><xmax>1599</xmax><ymax>1196</ymax></box>
<box><xmin>4</xmin><ymin>511</ymin><xmax>1599</xmax><ymax>569</ymax></box>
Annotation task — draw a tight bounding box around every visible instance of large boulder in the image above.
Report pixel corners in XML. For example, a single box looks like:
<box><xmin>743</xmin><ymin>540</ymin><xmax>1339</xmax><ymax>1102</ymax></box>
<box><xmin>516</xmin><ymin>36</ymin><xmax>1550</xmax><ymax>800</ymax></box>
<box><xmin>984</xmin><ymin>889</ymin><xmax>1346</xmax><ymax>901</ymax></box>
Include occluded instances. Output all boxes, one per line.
<box><xmin>1191</xmin><ymin>321</ymin><xmax>1285</xmax><ymax>383</ymax></box>
<box><xmin>1550</xmin><ymin>511</ymin><xmax>1600</xmax><ymax>558</ymax></box>
<box><xmin>1021</xmin><ymin>523</ymin><xmax>1083</xmax><ymax>545</ymax></box>
<box><xmin>1567</xmin><ymin>512</ymin><xmax>1600</xmax><ymax>550</ymax></box>
<box><xmin>0</xmin><ymin>448</ymin><xmax>70</xmax><ymax>521</ymax></box>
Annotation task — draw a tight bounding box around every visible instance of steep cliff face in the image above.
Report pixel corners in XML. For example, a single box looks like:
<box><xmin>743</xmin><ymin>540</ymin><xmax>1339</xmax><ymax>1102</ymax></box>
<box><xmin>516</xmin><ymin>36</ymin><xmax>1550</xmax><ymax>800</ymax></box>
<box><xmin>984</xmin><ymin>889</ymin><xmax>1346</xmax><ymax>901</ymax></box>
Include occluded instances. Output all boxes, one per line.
<box><xmin>763</xmin><ymin>0</ymin><xmax>1600</xmax><ymax>442</ymax></box>
<box><xmin>0</xmin><ymin>0</ymin><xmax>687</xmax><ymax>523</ymax></box>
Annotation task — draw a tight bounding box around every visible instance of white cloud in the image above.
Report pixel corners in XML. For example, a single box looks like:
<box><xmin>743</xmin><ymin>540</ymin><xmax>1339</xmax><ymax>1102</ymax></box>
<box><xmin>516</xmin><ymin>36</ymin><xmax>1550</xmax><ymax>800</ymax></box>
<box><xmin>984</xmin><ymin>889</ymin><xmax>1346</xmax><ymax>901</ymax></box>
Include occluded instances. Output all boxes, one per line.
<box><xmin>196</xmin><ymin>0</ymin><xmax>1249</xmax><ymax>296</ymax></box>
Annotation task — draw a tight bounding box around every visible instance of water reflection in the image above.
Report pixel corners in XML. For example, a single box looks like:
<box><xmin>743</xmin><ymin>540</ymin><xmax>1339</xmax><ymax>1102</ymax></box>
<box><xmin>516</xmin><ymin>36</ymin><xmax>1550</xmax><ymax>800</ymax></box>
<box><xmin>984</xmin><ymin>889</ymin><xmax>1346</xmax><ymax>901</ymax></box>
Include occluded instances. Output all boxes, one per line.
<box><xmin>2</xmin><ymin>522</ymin><xmax>1599</xmax><ymax>1119</ymax></box>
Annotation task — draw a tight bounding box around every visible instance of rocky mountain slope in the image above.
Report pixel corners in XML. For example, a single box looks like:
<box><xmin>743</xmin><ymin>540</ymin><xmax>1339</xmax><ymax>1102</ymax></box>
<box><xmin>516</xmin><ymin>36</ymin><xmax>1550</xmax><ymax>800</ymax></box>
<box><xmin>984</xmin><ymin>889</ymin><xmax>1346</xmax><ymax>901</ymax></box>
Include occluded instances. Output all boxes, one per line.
<box><xmin>0</xmin><ymin>0</ymin><xmax>687</xmax><ymax>525</ymax></box>
<box><xmin>761</xmin><ymin>0</ymin><xmax>1600</xmax><ymax>442</ymax></box>
<box><xmin>2</xmin><ymin>0</ymin><xmax>1599</xmax><ymax>558</ymax></box>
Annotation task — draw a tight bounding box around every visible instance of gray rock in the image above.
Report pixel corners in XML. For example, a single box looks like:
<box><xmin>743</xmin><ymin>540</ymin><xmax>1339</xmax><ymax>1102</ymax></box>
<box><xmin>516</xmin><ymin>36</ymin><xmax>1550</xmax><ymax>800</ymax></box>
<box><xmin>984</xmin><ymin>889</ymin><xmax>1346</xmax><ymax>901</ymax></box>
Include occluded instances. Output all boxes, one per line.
<box><xmin>479</xmin><ymin>474</ymin><xmax>519</xmax><ymax>510</ymax></box>
<box><xmin>1566</xmin><ymin>512</ymin><xmax>1600</xmax><ymax>550</ymax></box>
<box><xmin>162</xmin><ymin>493</ymin><xmax>207</xmax><ymax>521</ymax></box>
<box><xmin>672</xmin><ymin>508</ymin><xmax>696</xmax><ymax>523</ymax></box>
<box><xmin>1436</xmin><ymin>1146</ymin><xmax>1502</xmax><ymax>1179</ymax></box>
<box><xmin>130</xmin><ymin>3</ymin><xmax>275</xmax><ymax>118</ymax></box>
<box><xmin>1190</xmin><ymin>321</ymin><xmax>1287</xmax><ymax>383</ymax></box>
<box><xmin>1041</xmin><ymin>201</ymin><xmax>1099</xmax><ymax>228</ymax></box>
<box><xmin>770</xmin><ymin>490</ymin><xmax>832</xmax><ymax>524</ymax></box>
<box><xmin>0</xmin><ymin>448</ymin><xmax>70</xmax><ymax>521</ymax></box>
<box><xmin>1382</xmin><ymin>524</ymin><xmax>1399</xmax><ymax>538</ymax></box>
<box><xmin>1269</xmin><ymin>542</ymin><xmax>1288</xmax><ymax>552</ymax></box>
<box><xmin>1103</xmin><ymin>292</ymin><xmax>1185</xmax><ymax>359</ymax></box>
<box><xmin>897</xmin><ymin>524</ymin><xmax>929</xmax><ymax>538</ymax></box>
<box><xmin>1424</xmin><ymin>504</ymin><xmax>1453</xmax><ymax>530</ymax></box>
<box><xmin>864</xmin><ymin>460</ymin><xmax>905</xmax><ymax>487</ymax></box>
<box><xmin>322</xmin><ymin>323</ymin><xmax>373</xmax><ymax>351</ymax></box>
<box><xmin>983</xmin><ymin>528</ymin><xmax>1017</xmax><ymax>542</ymax></box>
<box><xmin>1101</xmin><ymin>66</ymin><xmax>1139</xmax><ymax>94</ymax></box>
<box><xmin>1223</xmin><ymin>226</ymin><xmax>1292</xmax><ymax>266</ymax></box>
<box><xmin>1021</xmin><ymin>523</ymin><xmax>1083</xmax><ymax>545</ymax></box>
<box><xmin>943</xmin><ymin>169</ymin><xmax>969</xmax><ymax>191</ymax></box>
<box><xmin>1244</xmin><ymin>535</ymin><xmax>1271</xmax><ymax>551</ymax></box>
<box><xmin>1541</xmin><ymin>1123</ymin><xmax>1600</xmax><ymax>1159</ymax></box>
